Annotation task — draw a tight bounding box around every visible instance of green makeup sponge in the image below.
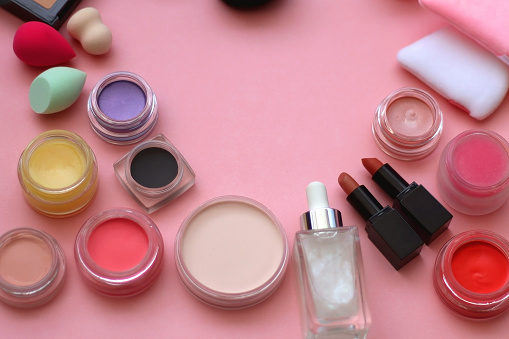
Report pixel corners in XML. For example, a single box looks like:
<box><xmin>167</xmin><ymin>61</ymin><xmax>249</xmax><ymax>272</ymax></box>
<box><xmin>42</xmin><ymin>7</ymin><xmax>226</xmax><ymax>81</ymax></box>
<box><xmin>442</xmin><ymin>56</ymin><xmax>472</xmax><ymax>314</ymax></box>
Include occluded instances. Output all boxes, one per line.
<box><xmin>29</xmin><ymin>67</ymin><xmax>87</xmax><ymax>114</ymax></box>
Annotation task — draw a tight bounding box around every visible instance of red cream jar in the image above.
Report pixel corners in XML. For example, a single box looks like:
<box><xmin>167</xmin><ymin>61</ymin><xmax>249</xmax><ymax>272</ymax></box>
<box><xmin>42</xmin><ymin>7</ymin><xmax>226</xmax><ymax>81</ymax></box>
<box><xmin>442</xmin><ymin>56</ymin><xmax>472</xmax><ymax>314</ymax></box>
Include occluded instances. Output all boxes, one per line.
<box><xmin>434</xmin><ymin>230</ymin><xmax>509</xmax><ymax>319</ymax></box>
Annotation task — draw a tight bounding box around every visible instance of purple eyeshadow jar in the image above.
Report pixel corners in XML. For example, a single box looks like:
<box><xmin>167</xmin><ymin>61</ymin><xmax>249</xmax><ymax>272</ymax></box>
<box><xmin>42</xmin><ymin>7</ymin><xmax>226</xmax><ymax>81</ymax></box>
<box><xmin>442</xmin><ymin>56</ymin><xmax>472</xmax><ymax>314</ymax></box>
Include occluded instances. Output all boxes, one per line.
<box><xmin>88</xmin><ymin>72</ymin><xmax>158</xmax><ymax>145</ymax></box>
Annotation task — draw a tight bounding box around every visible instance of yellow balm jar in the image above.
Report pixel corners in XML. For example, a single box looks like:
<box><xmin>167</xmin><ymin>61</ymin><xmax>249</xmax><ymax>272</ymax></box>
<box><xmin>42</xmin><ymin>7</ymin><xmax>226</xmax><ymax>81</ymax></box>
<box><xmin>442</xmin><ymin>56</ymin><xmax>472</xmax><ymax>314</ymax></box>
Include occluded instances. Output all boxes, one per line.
<box><xmin>18</xmin><ymin>130</ymin><xmax>98</xmax><ymax>217</ymax></box>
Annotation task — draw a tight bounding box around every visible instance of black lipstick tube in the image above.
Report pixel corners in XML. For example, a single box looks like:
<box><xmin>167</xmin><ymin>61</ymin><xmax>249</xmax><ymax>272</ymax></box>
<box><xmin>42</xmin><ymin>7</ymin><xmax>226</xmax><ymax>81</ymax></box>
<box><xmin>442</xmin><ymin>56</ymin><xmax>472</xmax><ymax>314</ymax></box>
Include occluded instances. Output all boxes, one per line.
<box><xmin>370</xmin><ymin>162</ymin><xmax>452</xmax><ymax>245</ymax></box>
<box><xmin>345</xmin><ymin>182</ymin><xmax>423</xmax><ymax>270</ymax></box>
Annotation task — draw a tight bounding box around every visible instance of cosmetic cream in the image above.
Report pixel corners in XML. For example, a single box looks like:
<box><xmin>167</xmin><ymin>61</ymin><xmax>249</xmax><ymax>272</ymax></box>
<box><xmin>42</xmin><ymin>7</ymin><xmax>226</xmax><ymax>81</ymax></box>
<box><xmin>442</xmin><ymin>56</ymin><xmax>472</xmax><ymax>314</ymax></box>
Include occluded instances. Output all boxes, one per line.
<box><xmin>437</xmin><ymin>129</ymin><xmax>509</xmax><ymax>215</ymax></box>
<box><xmin>88</xmin><ymin>71</ymin><xmax>158</xmax><ymax>145</ymax></box>
<box><xmin>18</xmin><ymin>130</ymin><xmax>98</xmax><ymax>217</ymax></box>
<box><xmin>294</xmin><ymin>182</ymin><xmax>370</xmax><ymax>338</ymax></box>
<box><xmin>373</xmin><ymin>87</ymin><xmax>443</xmax><ymax>161</ymax></box>
<box><xmin>175</xmin><ymin>196</ymin><xmax>289</xmax><ymax>309</ymax></box>
<box><xmin>114</xmin><ymin>134</ymin><xmax>195</xmax><ymax>213</ymax></box>
<box><xmin>434</xmin><ymin>230</ymin><xmax>509</xmax><ymax>319</ymax></box>
<box><xmin>75</xmin><ymin>208</ymin><xmax>164</xmax><ymax>297</ymax></box>
<box><xmin>0</xmin><ymin>228</ymin><xmax>65</xmax><ymax>308</ymax></box>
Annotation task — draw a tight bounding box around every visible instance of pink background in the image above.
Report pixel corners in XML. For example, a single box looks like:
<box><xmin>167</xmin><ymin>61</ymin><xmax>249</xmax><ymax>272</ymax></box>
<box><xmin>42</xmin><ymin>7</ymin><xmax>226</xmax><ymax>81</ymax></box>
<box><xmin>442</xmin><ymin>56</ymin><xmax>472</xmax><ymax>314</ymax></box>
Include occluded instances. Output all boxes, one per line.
<box><xmin>1</xmin><ymin>0</ymin><xmax>509</xmax><ymax>338</ymax></box>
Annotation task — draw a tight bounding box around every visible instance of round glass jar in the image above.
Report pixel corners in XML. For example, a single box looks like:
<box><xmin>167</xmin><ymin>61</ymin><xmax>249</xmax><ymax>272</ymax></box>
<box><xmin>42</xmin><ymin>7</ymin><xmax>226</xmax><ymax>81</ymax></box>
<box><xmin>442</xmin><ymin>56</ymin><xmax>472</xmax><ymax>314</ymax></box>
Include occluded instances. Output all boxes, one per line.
<box><xmin>434</xmin><ymin>230</ymin><xmax>509</xmax><ymax>319</ymax></box>
<box><xmin>175</xmin><ymin>196</ymin><xmax>289</xmax><ymax>309</ymax></box>
<box><xmin>74</xmin><ymin>208</ymin><xmax>164</xmax><ymax>297</ymax></box>
<box><xmin>0</xmin><ymin>228</ymin><xmax>66</xmax><ymax>308</ymax></box>
<box><xmin>17</xmin><ymin>130</ymin><xmax>98</xmax><ymax>217</ymax></box>
<box><xmin>88</xmin><ymin>71</ymin><xmax>158</xmax><ymax>145</ymax></box>
<box><xmin>437</xmin><ymin>129</ymin><xmax>509</xmax><ymax>215</ymax></box>
<box><xmin>373</xmin><ymin>88</ymin><xmax>443</xmax><ymax>161</ymax></box>
<box><xmin>113</xmin><ymin>134</ymin><xmax>195</xmax><ymax>214</ymax></box>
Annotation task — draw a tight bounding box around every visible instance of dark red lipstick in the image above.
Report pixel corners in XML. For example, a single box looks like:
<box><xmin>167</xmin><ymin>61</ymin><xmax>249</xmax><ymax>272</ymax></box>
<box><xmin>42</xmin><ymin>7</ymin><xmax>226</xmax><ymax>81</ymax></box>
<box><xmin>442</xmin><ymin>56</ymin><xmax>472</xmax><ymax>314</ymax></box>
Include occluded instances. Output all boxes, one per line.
<box><xmin>362</xmin><ymin>158</ymin><xmax>452</xmax><ymax>245</ymax></box>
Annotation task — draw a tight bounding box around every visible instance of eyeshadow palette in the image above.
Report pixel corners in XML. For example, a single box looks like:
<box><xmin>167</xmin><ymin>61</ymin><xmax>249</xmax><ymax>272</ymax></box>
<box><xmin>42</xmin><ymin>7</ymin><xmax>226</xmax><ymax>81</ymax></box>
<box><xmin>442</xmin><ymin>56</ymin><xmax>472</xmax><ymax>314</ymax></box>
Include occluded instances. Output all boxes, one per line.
<box><xmin>1</xmin><ymin>0</ymin><xmax>82</xmax><ymax>29</ymax></box>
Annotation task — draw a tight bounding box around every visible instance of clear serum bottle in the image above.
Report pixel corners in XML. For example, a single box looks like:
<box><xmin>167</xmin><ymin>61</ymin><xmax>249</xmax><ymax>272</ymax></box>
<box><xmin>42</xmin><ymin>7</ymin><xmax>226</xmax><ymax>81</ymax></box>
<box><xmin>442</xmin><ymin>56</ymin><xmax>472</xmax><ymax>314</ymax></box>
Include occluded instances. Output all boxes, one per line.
<box><xmin>293</xmin><ymin>182</ymin><xmax>370</xmax><ymax>339</ymax></box>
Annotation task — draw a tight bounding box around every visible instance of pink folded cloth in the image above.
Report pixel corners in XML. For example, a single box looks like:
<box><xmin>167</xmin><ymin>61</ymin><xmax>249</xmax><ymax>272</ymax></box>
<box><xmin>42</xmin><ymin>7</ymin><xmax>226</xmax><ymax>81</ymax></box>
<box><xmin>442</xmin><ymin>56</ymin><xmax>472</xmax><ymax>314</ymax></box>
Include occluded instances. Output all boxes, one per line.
<box><xmin>420</xmin><ymin>0</ymin><xmax>509</xmax><ymax>65</ymax></box>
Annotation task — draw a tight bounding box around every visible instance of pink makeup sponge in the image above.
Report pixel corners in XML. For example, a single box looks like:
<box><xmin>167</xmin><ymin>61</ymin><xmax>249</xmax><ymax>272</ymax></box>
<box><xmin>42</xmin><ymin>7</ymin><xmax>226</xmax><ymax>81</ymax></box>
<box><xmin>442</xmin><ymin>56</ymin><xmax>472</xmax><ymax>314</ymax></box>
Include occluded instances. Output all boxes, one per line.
<box><xmin>13</xmin><ymin>22</ymin><xmax>76</xmax><ymax>67</ymax></box>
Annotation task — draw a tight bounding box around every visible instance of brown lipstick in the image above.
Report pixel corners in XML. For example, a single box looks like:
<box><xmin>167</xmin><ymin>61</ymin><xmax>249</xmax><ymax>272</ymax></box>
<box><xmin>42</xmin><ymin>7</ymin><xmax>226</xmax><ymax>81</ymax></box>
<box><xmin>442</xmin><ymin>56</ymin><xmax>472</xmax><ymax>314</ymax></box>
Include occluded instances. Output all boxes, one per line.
<box><xmin>338</xmin><ymin>172</ymin><xmax>423</xmax><ymax>270</ymax></box>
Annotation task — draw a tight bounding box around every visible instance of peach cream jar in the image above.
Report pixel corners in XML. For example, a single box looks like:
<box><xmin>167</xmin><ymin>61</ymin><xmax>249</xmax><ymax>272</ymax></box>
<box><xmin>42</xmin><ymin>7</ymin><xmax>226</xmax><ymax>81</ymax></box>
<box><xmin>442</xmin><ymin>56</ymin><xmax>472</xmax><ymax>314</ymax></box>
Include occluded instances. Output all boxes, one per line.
<box><xmin>0</xmin><ymin>228</ymin><xmax>66</xmax><ymax>308</ymax></box>
<box><xmin>175</xmin><ymin>196</ymin><xmax>289</xmax><ymax>309</ymax></box>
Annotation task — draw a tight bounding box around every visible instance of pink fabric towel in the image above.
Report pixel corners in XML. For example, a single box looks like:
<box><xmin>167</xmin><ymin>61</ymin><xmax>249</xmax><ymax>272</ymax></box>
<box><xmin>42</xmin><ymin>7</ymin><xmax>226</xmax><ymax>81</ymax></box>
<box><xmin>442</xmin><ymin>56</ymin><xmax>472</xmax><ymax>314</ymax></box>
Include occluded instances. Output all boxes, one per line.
<box><xmin>420</xmin><ymin>0</ymin><xmax>509</xmax><ymax>65</ymax></box>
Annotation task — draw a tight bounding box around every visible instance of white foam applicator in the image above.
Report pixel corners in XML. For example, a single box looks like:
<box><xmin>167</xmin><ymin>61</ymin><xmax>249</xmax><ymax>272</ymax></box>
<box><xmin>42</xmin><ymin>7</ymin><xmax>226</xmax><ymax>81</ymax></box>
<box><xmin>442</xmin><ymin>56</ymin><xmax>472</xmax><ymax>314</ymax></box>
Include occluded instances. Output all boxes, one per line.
<box><xmin>397</xmin><ymin>27</ymin><xmax>509</xmax><ymax>120</ymax></box>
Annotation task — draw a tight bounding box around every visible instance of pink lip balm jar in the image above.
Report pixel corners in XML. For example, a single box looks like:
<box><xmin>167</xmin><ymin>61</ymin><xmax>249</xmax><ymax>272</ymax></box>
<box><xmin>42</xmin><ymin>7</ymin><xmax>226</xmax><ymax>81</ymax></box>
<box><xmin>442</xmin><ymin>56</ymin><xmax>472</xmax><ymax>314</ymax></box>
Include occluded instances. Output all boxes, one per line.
<box><xmin>437</xmin><ymin>129</ymin><xmax>509</xmax><ymax>215</ymax></box>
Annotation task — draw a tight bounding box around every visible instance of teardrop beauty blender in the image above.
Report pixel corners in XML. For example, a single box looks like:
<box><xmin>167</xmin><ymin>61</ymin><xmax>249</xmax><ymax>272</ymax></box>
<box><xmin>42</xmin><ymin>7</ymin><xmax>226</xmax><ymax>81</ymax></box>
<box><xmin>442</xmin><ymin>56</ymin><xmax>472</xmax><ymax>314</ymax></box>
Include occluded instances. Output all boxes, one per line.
<box><xmin>30</xmin><ymin>67</ymin><xmax>87</xmax><ymax>114</ymax></box>
<box><xmin>13</xmin><ymin>22</ymin><xmax>76</xmax><ymax>66</ymax></box>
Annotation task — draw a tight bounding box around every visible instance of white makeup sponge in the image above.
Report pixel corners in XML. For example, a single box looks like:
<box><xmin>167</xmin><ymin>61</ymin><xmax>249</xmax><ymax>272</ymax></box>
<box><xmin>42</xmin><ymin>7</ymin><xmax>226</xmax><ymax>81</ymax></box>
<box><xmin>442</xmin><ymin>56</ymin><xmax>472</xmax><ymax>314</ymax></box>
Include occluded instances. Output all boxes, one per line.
<box><xmin>397</xmin><ymin>27</ymin><xmax>509</xmax><ymax>120</ymax></box>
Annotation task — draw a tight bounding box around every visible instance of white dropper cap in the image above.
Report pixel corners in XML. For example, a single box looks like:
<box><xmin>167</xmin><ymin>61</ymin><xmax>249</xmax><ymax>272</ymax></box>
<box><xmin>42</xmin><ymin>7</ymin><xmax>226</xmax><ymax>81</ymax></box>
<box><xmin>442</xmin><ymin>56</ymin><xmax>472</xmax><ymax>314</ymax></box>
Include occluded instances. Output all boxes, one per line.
<box><xmin>301</xmin><ymin>181</ymin><xmax>343</xmax><ymax>230</ymax></box>
<box><xmin>306</xmin><ymin>181</ymin><xmax>330</xmax><ymax>210</ymax></box>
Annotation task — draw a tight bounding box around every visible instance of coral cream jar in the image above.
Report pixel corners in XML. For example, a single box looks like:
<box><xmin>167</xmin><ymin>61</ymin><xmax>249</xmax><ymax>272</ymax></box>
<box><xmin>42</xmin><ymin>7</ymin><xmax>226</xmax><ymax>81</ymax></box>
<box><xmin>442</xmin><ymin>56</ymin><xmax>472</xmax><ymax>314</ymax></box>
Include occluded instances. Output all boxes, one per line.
<box><xmin>74</xmin><ymin>208</ymin><xmax>164</xmax><ymax>297</ymax></box>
